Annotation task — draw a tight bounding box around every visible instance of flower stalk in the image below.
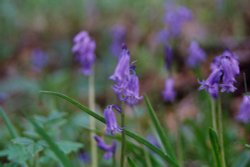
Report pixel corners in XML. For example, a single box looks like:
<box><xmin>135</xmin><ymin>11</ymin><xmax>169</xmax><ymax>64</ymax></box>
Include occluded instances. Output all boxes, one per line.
<box><xmin>120</xmin><ymin>103</ymin><xmax>126</xmax><ymax>167</ymax></box>
<box><xmin>88</xmin><ymin>72</ymin><xmax>97</xmax><ymax>167</ymax></box>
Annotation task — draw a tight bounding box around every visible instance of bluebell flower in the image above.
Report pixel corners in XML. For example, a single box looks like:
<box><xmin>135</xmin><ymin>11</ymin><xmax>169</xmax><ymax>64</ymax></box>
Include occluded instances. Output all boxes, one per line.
<box><xmin>236</xmin><ymin>96</ymin><xmax>250</xmax><ymax>124</ymax></box>
<box><xmin>72</xmin><ymin>31</ymin><xmax>96</xmax><ymax>76</ymax></box>
<box><xmin>162</xmin><ymin>78</ymin><xmax>176</xmax><ymax>102</ymax></box>
<box><xmin>104</xmin><ymin>105</ymin><xmax>121</xmax><ymax>135</ymax></box>
<box><xmin>164</xmin><ymin>5</ymin><xmax>192</xmax><ymax>36</ymax></box>
<box><xmin>187</xmin><ymin>41</ymin><xmax>206</xmax><ymax>68</ymax></box>
<box><xmin>164</xmin><ymin>45</ymin><xmax>173</xmax><ymax>71</ymax></box>
<box><xmin>110</xmin><ymin>25</ymin><xmax>126</xmax><ymax>57</ymax></box>
<box><xmin>199</xmin><ymin>50</ymin><xmax>239</xmax><ymax>98</ymax></box>
<box><xmin>110</xmin><ymin>44</ymin><xmax>142</xmax><ymax>105</ymax></box>
<box><xmin>94</xmin><ymin>136</ymin><xmax>117</xmax><ymax>159</ymax></box>
<box><xmin>31</xmin><ymin>48</ymin><xmax>48</xmax><ymax>72</ymax></box>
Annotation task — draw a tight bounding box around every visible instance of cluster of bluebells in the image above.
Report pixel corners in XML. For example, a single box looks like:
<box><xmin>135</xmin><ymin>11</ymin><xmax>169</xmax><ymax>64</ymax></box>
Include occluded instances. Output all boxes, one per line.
<box><xmin>110</xmin><ymin>25</ymin><xmax>126</xmax><ymax>57</ymax></box>
<box><xmin>162</xmin><ymin>45</ymin><xmax>176</xmax><ymax>102</ymax></box>
<box><xmin>236</xmin><ymin>96</ymin><xmax>250</xmax><ymax>124</ymax></box>
<box><xmin>72</xmin><ymin>31</ymin><xmax>96</xmax><ymax>76</ymax></box>
<box><xmin>110</xmin><ymin>44</ymin><xmax>143</xmax><ymax>106</ymax></box>
<box><xmin>187</xmin><ymin>41</ymin><xmax>206</xmax><ymax>68</ymax></box>
<box><xmin>31</xmin><ymin>48</ymin><xmax>48</xmax><ymax>72</ymax></box>
<box><xmin>199</xmin><ymin>50</ymin><xmax>240</xmax><ymax>98</ymax></box>
<box><xmin>94</xmin><ymin>136</ymin><xmax>117</xmax><ymax>159</ymax></box>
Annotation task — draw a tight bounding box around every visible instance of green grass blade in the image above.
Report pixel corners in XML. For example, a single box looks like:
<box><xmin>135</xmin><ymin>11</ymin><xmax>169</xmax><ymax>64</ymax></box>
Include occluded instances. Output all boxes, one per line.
<box><xmin>0</xmin><ymin>107</ymin><xmax>18</xmax><ymax>138</ymax></box>
<box><xmin>209</xmin><ymin>128</ymin><xmax>222</xmax><ymax>167</ymax></box>
<box><xmin>127</xmin><ymin>157</ymin><xmax>137</xmax><ymax>167</ymax></box>
<box><xmin>144</xmin><ymin>96</ymin><xmax>175</xmax><ymax>158</ymax></box>
<box><xmin>27</xmin><ymin>117</ymin><xmax>72</xmax><ymax>167</ymax></box>
<box><xmin>40</xmin><ymin>91</ymin><xmax>179</xmax><ymax>167</ymax></box>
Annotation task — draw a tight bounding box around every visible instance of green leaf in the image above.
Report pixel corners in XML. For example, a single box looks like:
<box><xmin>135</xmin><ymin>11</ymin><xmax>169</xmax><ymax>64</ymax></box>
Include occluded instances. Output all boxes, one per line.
<box><xmin>245</xmin><ymin>144</ymin><xmax>250</xmax><ymax>149</ymax></box>
<box><xmin>40</xmin><ymin>91</ymin><xmax>179</xmax><ymax>167</ymax></box>
<box><xmin>127</xmin><ymin>157</ymin><xmax>137</xmax><ymax>167</ymax></box>
<box><xmin>27</xmin><ymin>117</ymin><xmax>72</xmax><ymax>167</ymax></box>
<box><xmin>209</xmin><ymin>128</ymin><xmax>222</xmax><ymax>167</ymax></box>
<box><xmin>0</xmin><ymin>107</ymin><xmax>18</xmax><ymax>138</ymax></box>
<box><xmin>144</xmin><ymin>96</ymin><xmax>175</xmax><ymax>158</ymax></box>
<box><xmin>57</xmin><ymin>141</ymin><xmax>83</xmax><ymax>154</ymax></box>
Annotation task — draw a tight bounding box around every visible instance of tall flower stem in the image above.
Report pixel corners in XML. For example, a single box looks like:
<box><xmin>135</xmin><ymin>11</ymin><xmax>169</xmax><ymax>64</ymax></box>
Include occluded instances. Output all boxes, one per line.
<box><xmin>120</xmin><ymin>103</ymin><xmax>126</xmax><ymax>167</ymax></box>
<box><xmin>217</xmin><ymin>95</ymin><xmax>226</xmax><ymax>167</ymax></box>
<box><xmin>210</xmin><ymin>98</ymin><xmax>217</xmax><ymax>131</ymax></box>
<box><xmin>88</xmin><ymin>71</ymin><xmax>97</xmax><ymax>167</ymax></box>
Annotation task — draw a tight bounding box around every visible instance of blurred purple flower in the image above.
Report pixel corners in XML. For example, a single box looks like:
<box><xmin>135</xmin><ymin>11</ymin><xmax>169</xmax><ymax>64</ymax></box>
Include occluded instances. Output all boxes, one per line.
<box><xmin>187</xmin><ymin>41</ymin><xmax>206</xmax><ymax>68</ymax></box>
<box><xmin>110</xmin><ymin>44</ymin><xmax>142</xmax><ymax>105</ymax></box>
<box><xmin>147</xmin><ymin>134</ymin><xmax>160</xmax><ymax>148</ymax></box>
<box><xmin>78</xmin><ymin>151</ymin><xmax>90</xmax><ymax>164</ymax></box>
<box><xmin>155</xmin><ymin>30</ymin><xmax>170</xmax><ymax>44</ymax></box>
<box><xmin>72</xmin><ymin>31</ymin><xmax>96</xmax><ymax>76</ymax></box>
<box><xmin>104</xmin><ymin>105</ymin><xmax>121</xmax><ymax>135</ymax></box>
<box><xmin>162</xmin><ymin>78</ymin><xmax>176</xmax><ymax>102</ymax></box>
<box><xmin>110</xmin><ymin>25</ymin><xmax>126</xmax><ymax>57</ymax></box>
<box><xmin>164</xmin><ymin>5</ymin><xmax>192</xmax><ymax>36</ymax></box>
<box><xmin>0</xmin><ymin>92</ymin><xmax>8</xmax><ymax>104</ymax></box>
<box><xmin>199</xmin><ymin>50</ymin><xmax>239</xmax><ymax>98</ymax></box>
<box><xmin>236</xmin><ymin>96</ymin><xmax>250</xmax><ymax>124</ymax></box>
<box><xmin>164</xmin><ymin>45</ymin><xmax>173</xmax><ymax>71</ymax></box>
<box><xmin>94</xmin><ymin>135</ymin><xmax>117</xmax><ymax>159</ymax></box>
<box><xmin>31</xmin><ymin>48</ymin><xmax>48</xmax><ymax>72</ymax></box>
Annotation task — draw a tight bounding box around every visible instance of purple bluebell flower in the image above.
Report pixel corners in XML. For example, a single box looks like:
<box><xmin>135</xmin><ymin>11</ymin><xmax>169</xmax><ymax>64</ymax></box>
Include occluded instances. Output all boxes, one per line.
<box><xmin>94</xmin><ymin>136</ymin><xmax>117</xmax><ymax>159</ymax></box>
<box><xmin>0</xmin><ymin>92</ymin><xmax>8</xmax><ymax>104</ymax></box>
<box><xmin>187</xmin><ymin>41</ymin><xmax>206</xmax><ymax>68</ymax></box>
<box><xmin>104</xmin><ymin>105</ymin><xmax>121</xmax><ymax>135</ymax></box>
<box><xmin>199</xmin><ymin>50</ymin><xmax>239</xmax><ymax>98</ymax></box>
<box><xmin>110</xmin><ymin>44</ymin><xmax>130</xmax><ymax>84</ymax></box>
<box><xmin>164</xmin><ymin>45</ymin><xmax>173</xmax><ymax>71</ymax></box>
<box><xmin>164</xmin><ymin>5</ymin><xmax>192</xmax><ymax>36</ymax></box>
<box><xmin>162</xmin><ymin>78</ymin><xmax>176</xmax><ymax>102</ymax></box>
<box><xmin>72</xmin><ymin>31</ymin><xmax>96</xmax><ymax>76</ymax></box>
<box><xmin>155</xmin><ymin>29</ymin><xmax>170</xmax><ymax>45</ymax></box>
<box><xmin>236</xmin><ymin>96</ymin><xmax>250</xmax><ymax>124</ymax></box>
<box><xmin>110</xmin><ymin>25</ymin><xmax>126</xmax><ymax>57</ymax></box>
<box><xmin>110</xmin><ymin>44</ymin><xmax>142</xmax><ymax>105</ymax></box>
<box><xmin>122</xmin><ymin>72</ymin><xmax>143</xmax><ymax>106</ymax></box>
<box><xmin>31</xmin><ymin>48</ymin><xmax>48</xmax><ymax>72</ymax></box>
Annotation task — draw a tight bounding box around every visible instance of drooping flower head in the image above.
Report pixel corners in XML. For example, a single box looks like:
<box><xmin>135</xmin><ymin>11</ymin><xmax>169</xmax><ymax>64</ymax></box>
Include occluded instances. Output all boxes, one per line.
<box><xmin>72</xmin><ymin>31</ymin><xmax>96</xmax><ymax>76</ymax></box>
<box><xmin>110</xmin><ymin>25</ymin><xmax>126</xmax><ymax>57</ymax></box>
<box><xmin>199</xmin><ymin>50</ymin><xmax>239</xmax><ymax>98</ymax></box>
<box><xmin>31</xmin><ymin>48</ymin><xmax>48</xmax><ymax>72</ymax></box>
<box><xmin>164</xmin><ymin>5</ymin><xmax>192</xmax><ymax>36</ymax></box>
<box><xmin>162</xmin><ymin>77</ymin><xmax>176</xmax><ymax>102</ymax></box>
<box><xmin>94</xmin><ymin>135</ymin><xmax>117</xmax><ymax>159</ymax></box>
<box><xmin>104</xmin><ymin>105</ymin><xmax>121</xmax><ymax>135</ymax></box>
<box><xmin>110</xmin><ymin>44</ymin><xmax>142</xmax><ymax>106</ymax></box>
<box><xmin>164</xmin><ymin>45</ymin><xmax>173</xmax><ymax>71</ymax></box>
<box><xmin>236</xmin><ymin>96</ymin><xmax>250</xmax><ymax>124</ymax></box>
<box><xmin>187</xmin><ymin>41</ymin><xmax>206</xmax><ymax>68</ymax></box>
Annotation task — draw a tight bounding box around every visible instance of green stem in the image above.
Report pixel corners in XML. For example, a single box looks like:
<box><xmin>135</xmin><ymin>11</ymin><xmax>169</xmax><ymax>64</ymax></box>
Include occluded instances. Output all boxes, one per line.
<box><xmin>174</xmin><ymin>110</ymin><xmax>183</xmax><ymax>167</ymax></box>
<box><xmin>112</xmin><ymin>153</ymin><xmax>116</xmax><ymax>167</ymax></box>
<box><xmin>0</xmin><ymin>107</ymin><xmax>18</xmax><ymax>138</ymax></box>
<box><xmin>121</xmin><ymin>103</ymin><xmax>126</xmax><ymax>167</ymax></box>
<box><xmin>217</xmin><ymin>95</ymin><xmax>226</xmax><ymax>167</ymax></box>
<box><xmin>211</xmin><ymin>98</ymin><xmax>217</xmax><ymax>131</ymax></box>
<box><xmin>88</xmin><ymin>73</ymin><xmax>97</xmax><ymax>167</ymax></box>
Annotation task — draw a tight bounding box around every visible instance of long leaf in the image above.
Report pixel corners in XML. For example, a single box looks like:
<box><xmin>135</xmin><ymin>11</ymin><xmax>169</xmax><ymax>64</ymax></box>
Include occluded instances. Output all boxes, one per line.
<box><xmin>127</xmin><ymin>157</ymin><xmax>137</xmax><ymax>167</ymax></box>
<box><xmin>144</xmin><ymin>96</ymin><xmax>175</xmax><ymax>158</ymax></box>
<box><xmin>0</xmin><ymin>107</ymin><xmax>18</xmax><ymax>138</ymax></box>
<box><xmin>209</xmin><ymin>128</ymin><xmax>222</xmax><ymax>167</ymax></box>
<box><xmin>40</xmin><ymin>91</ymin><xmax>179</xmax><ymax>167</ymax></box>
<box><xmin>27</xmin><ymin>117</ymin><xmax>72</xmax><ymax>167</ymax></box>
